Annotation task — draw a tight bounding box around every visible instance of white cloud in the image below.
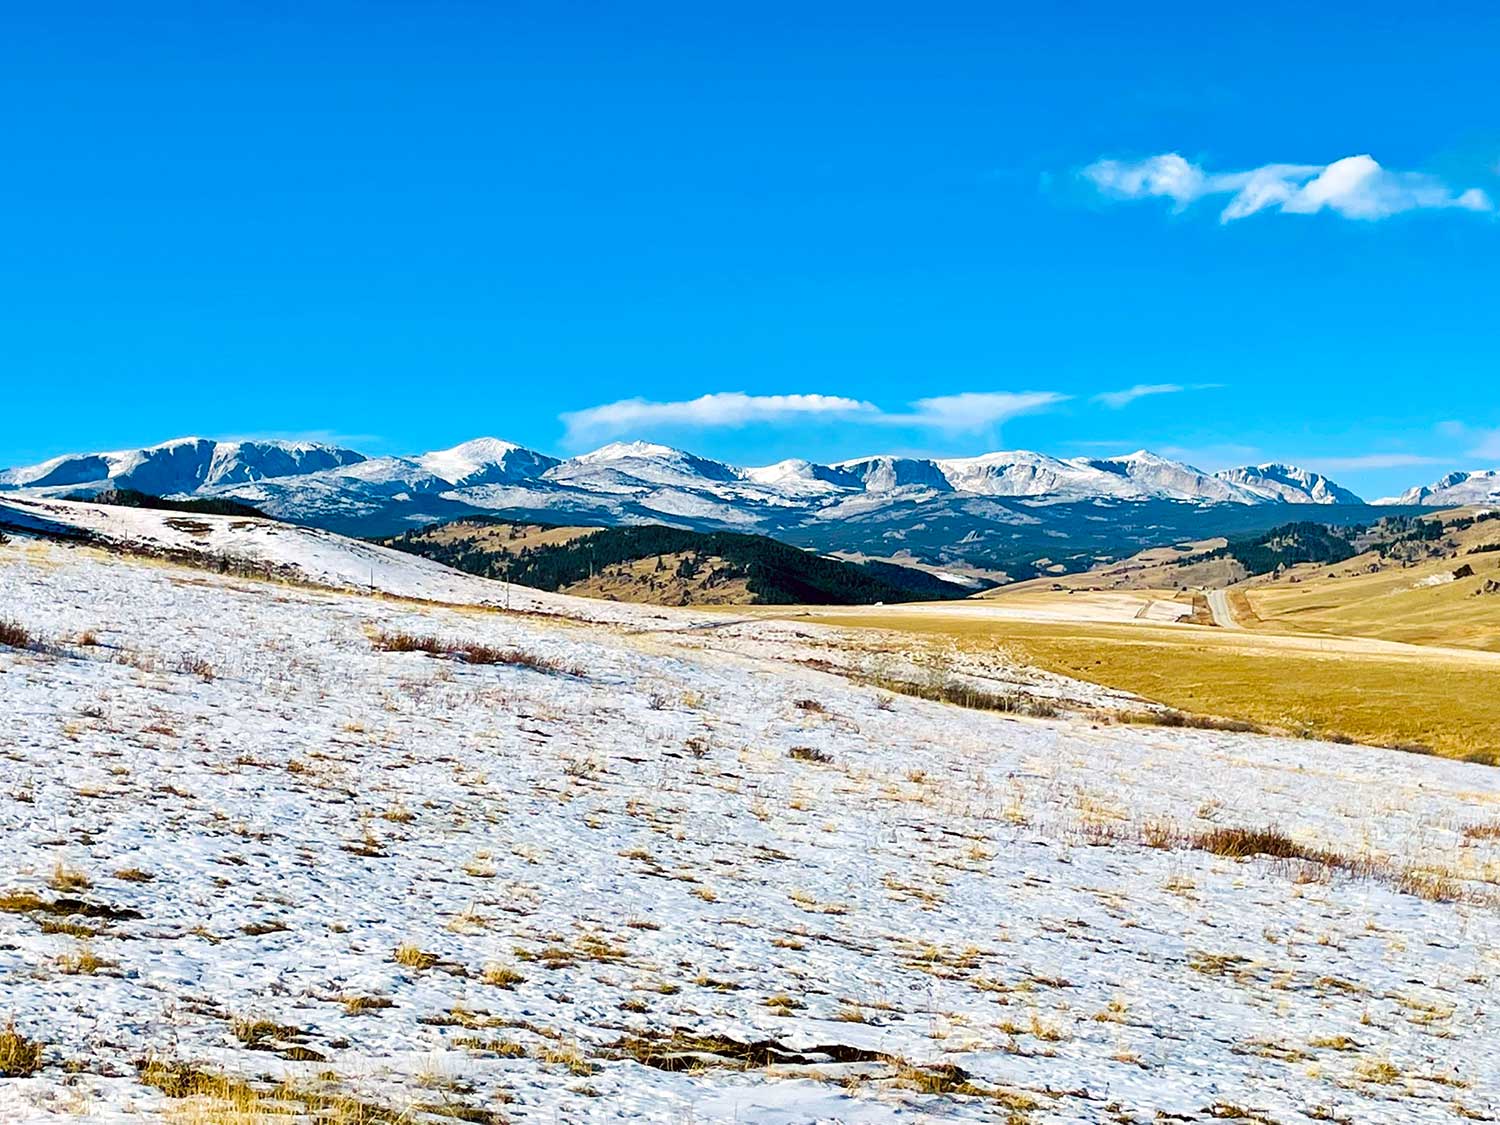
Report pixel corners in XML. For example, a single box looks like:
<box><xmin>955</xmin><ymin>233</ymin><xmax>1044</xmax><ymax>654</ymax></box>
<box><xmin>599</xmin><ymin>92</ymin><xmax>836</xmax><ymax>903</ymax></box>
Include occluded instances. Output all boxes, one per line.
<box><xmin>1085</xmin><ymin>152</ymin><xmax>1493</xmax><ymax>223</ymax></box>
<box><xmin>887</xmin><ymin>391</ymin><xmax>1070</xmax><ymax>433</ymax></box>
<box><xmin>1093</xmin><ymin>383</ymin><xmax>1184</xmax><ymax>409</ymax></box>
<box><xmin>1091</xmin><ymin>383</ymin><xmax>1225</xmax><ymax>409</ymax></box>
<box><xmin>560</xmin><ymin>392</ymin><xmax>877</xmax><ymax>444</ymax></box>
<box><xmin>559</xmin><ymin>389</ymin><xmax>1068</xmax><ymax>445</ymax></box>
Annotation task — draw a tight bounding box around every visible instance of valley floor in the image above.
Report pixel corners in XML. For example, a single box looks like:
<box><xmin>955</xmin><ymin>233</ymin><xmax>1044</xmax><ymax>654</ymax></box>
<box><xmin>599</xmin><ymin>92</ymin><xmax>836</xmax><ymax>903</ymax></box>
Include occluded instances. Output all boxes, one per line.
<box><xmin>3</xmin><ymin>535</ymin><xmax>1500</xmax><ymax>1123</ymax></box>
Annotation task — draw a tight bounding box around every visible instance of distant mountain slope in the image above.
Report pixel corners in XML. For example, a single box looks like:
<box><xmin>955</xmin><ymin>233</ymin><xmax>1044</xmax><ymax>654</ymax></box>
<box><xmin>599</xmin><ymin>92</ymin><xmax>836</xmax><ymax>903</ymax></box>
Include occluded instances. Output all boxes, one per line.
<box><xmin>382</xmin><ymin>518</ymin><xmax>983</xmax><ymax>605</ymax></box>
<box><xmin>0</xmin><ymin>437</ymin><xmax>366</xmax><ymax>494</ymax></box>
<box><xmin>1214</xmin><ymin>463</ymin><xmax>1363</xmax><ymax>505</ymax></box>
<box><xmin>1378</xmin><ymin>469</ymin><xmax>1500</xmax><ymax>506</ymax></box>
<box><xmin>2</xmin><ymin>434</ymin><xmax>1395</xmax><ymax>577</ymax></box>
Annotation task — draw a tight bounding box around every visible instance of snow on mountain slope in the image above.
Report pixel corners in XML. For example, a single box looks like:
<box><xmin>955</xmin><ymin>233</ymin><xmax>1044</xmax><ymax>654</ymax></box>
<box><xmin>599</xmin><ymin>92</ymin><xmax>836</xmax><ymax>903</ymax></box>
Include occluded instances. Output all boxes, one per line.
<box><xmin>1214</xmin><ymin>463</ymin><xmax>1365</xmax><ymax>505</ymax></box>
<box><xmin>0</xmin><ymin>495</ymin><xmax>675</xmax><ymax>625</ymax></box>
<box><xmin>830</xmin><ymin>455</ymin><xmax>954</xmax><ymax>494</ymax></box>
<box><xmin>0</xmin><ymin>437</ymin><xmax>365</xmax><ymax>495</ymax></box>
<box><xmin>1377</xmin><ymin>469</ymin><xmax>1500</xmax><ymax>506</ymax></box>
<box><xmin>2</xmin><ymin>437</ymin><xmax>1376</xmax><ymax>555</ymax></box>
<box><xmin>932</xmin><ymin>449</ymin><xmax>1254</xmax><ymax>502</ymax></box>
<box><xmin>1072</xmin><ymin>450</ymin><xmax>1260</xmax><ymax>503</ymax></box>
<box><xmin>416</xmin><ymin>437</ymin><xmax>560</xmax><ymax>486</ymax></box>
<box><xmin>550</xmin><ymin>441</ymin><xmax>743</xmax><ymax>488</ymax></box>
<box><xmin>2</xmin><ymin>527</ymin><xmax>1498</xmax><ymax>1123</ymax></box>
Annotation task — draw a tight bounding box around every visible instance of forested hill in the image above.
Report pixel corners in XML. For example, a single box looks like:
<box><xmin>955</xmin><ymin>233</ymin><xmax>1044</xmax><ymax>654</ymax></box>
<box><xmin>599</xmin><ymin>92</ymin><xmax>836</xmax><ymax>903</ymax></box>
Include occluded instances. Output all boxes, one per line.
<box><xmin>381</xmin><ymin>518</ymin><xmax>983</xmax><ymax>606</ymax></box>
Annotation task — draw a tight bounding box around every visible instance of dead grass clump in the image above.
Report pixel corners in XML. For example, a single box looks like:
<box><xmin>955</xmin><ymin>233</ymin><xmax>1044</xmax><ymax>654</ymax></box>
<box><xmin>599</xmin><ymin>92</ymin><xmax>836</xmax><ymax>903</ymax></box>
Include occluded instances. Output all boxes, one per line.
<box><xmin>1396</xmin><ymin>869</ymin><xmax>1467</xmax><ymax>903</ymax></box>
<box><xmin>869</xmin><ymin>674</ymin><xmax>1060</xmax><ymax>718</ymax></box>
<box><xmin>0</xmin><ymin>619</ymin><xmax>35</xmax><ymax>650</ymax></box>
<box><xmin>480</xmin><ymin>963</ymin><xmax>525</xmax><ymax>989</ymax></box>
<box><xmin>47</xmin><ymin>864</ymin><xmax>92</xmax><ymax>893</ymax></box>
<box><xmin>371</xmin><ymin>631</ymin><xmax>582</xmax><ymax>675</ymax></box>
<box><xmin>393</xmin><ymin>943</ymin><xmax>438</xmax><ymax>970</ymax></box>
<box><xmin>231</xmin><ymin>1017</ymin><xmax>305</xmax><ymax>1050</ymax></box>
<box><xmin>138</xmin><ymin>1058</ymin><xmax>417</xmax><ymax>1123</ymax></box>
<box><xmin>341</xmin><ymin>994</ymin><xmax>395</xmax><ymax>1015</ymax></box>
<box><xmin>1194</xmin><ymin>826</ymin><xmax>1328</xmax><ymax>864</ymax></box>
<box><xmin>114</xmin><ymin>867</ymin><xmax>156</xmax><ymax>883</ymax></box>
<box><xmin>58</xmin><ymin>947</ymin><xmax>117</xmax><ymax>975</ymax></box>
<box><xmin>536</xmin><ymin>1042</ymin><xmax>595</xmax><ymax>1076</ymax></box>
<box><xmin>1121</xmin><ymin>709</ymin><xmax>1262</xmax><ymax>734</ymax></box>
<box><xmin>0</xmin><ymin>889</ymin><xmax>142</xmax><ymax>921</ymax></box>
<box><xmin>0</xmin><ymin>1020</ymin><xmax>44</xmax><ymax>1076</ymax></box>
<box><xmin>38</xmin><ymin>918</ymin><xmax>104</xmax><ymax>938</ymax></box>
<box><xmin>371</xmin><ymin>631</ymin><xmax>444</xmax><ymax>654</ymax></box>
<box><xmin>1462</xmin><ymin>822</ymin><xmax>1500</xmax><ymax>841</ymax></box>
<box><xmin>177</xmin><ymin>655</ymin><xmax>216</xmax><ymax>681</ymax></box>
<box><xmin>788</xmin><ymin>746</ymin><xmax>833</xmax><ymax>764</ymax></box>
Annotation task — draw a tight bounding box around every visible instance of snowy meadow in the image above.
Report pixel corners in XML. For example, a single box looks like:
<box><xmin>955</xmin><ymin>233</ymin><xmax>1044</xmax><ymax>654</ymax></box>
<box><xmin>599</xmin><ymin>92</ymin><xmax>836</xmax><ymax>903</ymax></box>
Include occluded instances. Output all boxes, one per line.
<box><xmin>1</xmin><ymin>511</ymin><xmax>1498</xmax><ymax>1123</ymax></box>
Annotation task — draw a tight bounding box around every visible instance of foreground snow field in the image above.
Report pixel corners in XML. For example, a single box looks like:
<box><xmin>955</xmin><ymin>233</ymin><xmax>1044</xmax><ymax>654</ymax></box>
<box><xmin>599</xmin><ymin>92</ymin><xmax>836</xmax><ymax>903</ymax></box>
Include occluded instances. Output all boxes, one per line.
<box><xmin>2</xmin><ymin>524</ymin><xmax>1499</xmax><ymax>1123</ymax></box>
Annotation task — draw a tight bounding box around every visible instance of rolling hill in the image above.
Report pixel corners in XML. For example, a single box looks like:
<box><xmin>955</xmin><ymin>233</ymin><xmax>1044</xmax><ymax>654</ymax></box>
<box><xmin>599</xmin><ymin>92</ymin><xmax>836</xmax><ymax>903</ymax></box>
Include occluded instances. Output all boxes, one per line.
<box><xmin>381</xmin><ymin>518</ymin><xmax>983</xmax><ymax>606</ymax></box>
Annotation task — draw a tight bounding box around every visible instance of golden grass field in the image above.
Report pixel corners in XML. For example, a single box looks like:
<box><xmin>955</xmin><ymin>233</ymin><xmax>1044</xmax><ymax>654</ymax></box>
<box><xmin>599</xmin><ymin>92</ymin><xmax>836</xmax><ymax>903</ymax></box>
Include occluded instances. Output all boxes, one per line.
<box><xmin>1240</xmin><ymin>547</ymin><xmax>1500</xmax><ymax>651</ymax></box>
<box><xmin>799</xmin><ymin>590</ymin><xmax>1500</xmax><ymax>764</ymax></box>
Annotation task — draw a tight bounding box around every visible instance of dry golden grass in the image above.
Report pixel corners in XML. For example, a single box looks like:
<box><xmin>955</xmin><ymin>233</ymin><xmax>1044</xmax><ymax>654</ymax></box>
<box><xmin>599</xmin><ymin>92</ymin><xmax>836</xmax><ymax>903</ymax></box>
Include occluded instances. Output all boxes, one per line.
<box><xmin>1242</xmin><ymin>529</ymin><xmax>1500</xmax><ymax>652</ymax></box>
<box><xmin>804</xmin><ymin>611</ymin><xmax>1500</xmax><ymax>764</ymax></box>
<box><xmin>371</xmin><ymin>631</ymin><xmax>583</xmax><ymax>675</ymax></box>
<box><xmin>135</xmin><ymin>1058</ymin><xmax>459</xmax><ymax>1124</ymax></box>
<box><xmin>47</xmin><ymin>863</ymin><xmax>92</xmax><ymax>893</ymax></box>
<box><xmin>480</xmin><ymin>963</ymin><xmax>525</xmax><ymax>988</ymax></box>
<box><xmin>57</xmin><ymin>947</ymin><xmax>117</xmax><ymax>975</ymax></box>
<box><xmin>0</xmin><ymin>1019</ymin><xmax>44</xmax><ymax>1077</ymax></box>
<box><xmin>391</xmin><ymin>943</ymin><xmax>437</xmax><ymax>970</ymax></box>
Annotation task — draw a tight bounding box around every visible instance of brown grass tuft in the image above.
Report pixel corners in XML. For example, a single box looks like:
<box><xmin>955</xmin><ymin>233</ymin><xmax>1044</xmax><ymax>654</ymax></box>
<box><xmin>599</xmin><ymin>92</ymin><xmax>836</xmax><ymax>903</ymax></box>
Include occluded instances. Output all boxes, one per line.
<box><xmin>0</xmin><ymin>1020</ymin><xmax>44</xmax><ymax>1076</ymax></box>
<box><xmin>372</xmin><ymin>631</ymin><xmax>583</xmax><ymax>675</ymax></box>
<box><xmin>0</xmin><ymin>619</ymin><xmax>34</xmax><ymax>650</ymax></box>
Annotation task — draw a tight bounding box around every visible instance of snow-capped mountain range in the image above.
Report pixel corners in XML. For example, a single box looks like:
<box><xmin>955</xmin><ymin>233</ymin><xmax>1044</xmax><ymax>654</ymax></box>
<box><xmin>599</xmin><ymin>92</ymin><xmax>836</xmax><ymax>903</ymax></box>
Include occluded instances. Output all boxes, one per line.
<box><xmin>1</xmin><ymin>434</ymin><xmax>1368</xmax><ymax>509</ymax></box>
<box><xmin>1375</xmin><ymin>469</ymin><xmax>1500</xmax><ymax>508</ymax></box>
<box><xmin>2</xmin><ymin>435</ymin><xmax>1490</xmax><ymax>575</ymax></box>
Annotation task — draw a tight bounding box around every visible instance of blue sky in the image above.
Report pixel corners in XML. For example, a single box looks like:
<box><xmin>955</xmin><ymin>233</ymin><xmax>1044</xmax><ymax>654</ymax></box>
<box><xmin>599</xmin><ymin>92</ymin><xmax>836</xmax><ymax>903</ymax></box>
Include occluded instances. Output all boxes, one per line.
<box><xmin>3</xmin><ymin>1</ymin><xmax>1497</xmax><ymax>499</ymax></box>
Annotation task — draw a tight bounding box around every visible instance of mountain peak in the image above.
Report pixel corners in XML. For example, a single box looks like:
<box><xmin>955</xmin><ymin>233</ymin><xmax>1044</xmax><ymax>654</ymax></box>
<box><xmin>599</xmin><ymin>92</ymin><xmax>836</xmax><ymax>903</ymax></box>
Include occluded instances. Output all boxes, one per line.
<box><xmin>574</xmin><ymin>441</ymin><xmax>691</xmax><ymax>463</ymax></box>
<box><xmin>1377</xmin><ymin>468</ymin><xmax>1500</xmax><ymax>506</ymax></box>
<box><xmin>416</xmin><ymin>437</ymin><xmax>556</xmax><ymax>486</ymax></box>
<box><xmin>1212</xmin><ymin>462</ymin><xmax>1362</xmax><ymax>505</ymax></box>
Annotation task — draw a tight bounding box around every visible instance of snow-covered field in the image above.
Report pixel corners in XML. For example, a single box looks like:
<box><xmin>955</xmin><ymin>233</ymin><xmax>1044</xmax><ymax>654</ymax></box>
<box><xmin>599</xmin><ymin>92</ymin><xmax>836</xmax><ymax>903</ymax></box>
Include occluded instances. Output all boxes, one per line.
<box><xmin>2</xmin><ymin>516</ymin><xmax>1499</xmax><ymax>1123</ymax></box>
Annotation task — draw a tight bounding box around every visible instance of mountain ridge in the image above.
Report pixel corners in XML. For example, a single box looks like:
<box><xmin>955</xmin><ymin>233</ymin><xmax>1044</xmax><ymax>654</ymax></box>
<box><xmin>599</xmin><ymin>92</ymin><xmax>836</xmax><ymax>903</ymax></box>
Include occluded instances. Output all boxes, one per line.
<box><xmin>2</xmin><ymin>434</ymin><xmax>1377</xmax><ymax>508</ymax></box>
<box><xmin>1</xmin><ymin>434</ymin><xmax>1460</xmax><ymax>579</ymax></box>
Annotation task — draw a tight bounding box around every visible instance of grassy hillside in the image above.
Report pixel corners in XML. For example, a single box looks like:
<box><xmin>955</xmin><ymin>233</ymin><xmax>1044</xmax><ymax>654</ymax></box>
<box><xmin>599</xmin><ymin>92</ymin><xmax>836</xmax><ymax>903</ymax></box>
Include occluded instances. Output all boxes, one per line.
<box><xmin>796</xmin><ymin>605</ymin><xmax>1500</xmax><ymax>763</ymax></box>
<box><xmin>1238</xmin><ymin>508</ymin><xmax>1500</xmax><ymax>650</ymax></box>
<box><xmin>382</xmin><ymin>518</ymin><xmax>984</xmax><ymax>606</ymax></box>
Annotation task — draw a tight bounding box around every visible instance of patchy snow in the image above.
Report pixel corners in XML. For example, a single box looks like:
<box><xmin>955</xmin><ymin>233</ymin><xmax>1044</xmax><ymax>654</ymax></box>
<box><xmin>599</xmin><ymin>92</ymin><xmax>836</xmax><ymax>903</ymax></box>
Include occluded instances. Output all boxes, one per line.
<box><xmin>1</xmin><ymin>528</ymin><xmax>1498</xmax><ymax>1123</ymax></box>
<box><xmin>0</xmin><ymin>496</ymin><xmax>681</xmax><ymax>627</ymax></box>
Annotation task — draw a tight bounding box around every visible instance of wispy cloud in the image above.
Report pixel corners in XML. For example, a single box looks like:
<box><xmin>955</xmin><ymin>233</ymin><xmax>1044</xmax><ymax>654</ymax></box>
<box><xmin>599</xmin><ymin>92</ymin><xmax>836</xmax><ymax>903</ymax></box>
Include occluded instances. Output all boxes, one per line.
<box><xmin>560</xmin><ymin>392</ymin><xmax>877</xmax><ymax>445</ymax></box>
<box><xmin>885</xmin><ymin>391</ymin><xmax>1070</xmax><ymax>433</ymax></box>
<box><xmin>1091</xmin><ymin>383</ymin><xmax>1225</xmax><ymax>409</ymax></box>
<box><xmin>1084</xmin><ymin>152</ymin><xmax>1493</xmax><ymax>223</ymax></box>
<box><xmin>1438</xmin><ymin>420</ymin><xmax>1500</xmax><ymax>462</ymax></box>
<box><xmin>559</xmin><ymin>390</ymin><xmax>1068</xmax><ymax>445</ymax></box>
